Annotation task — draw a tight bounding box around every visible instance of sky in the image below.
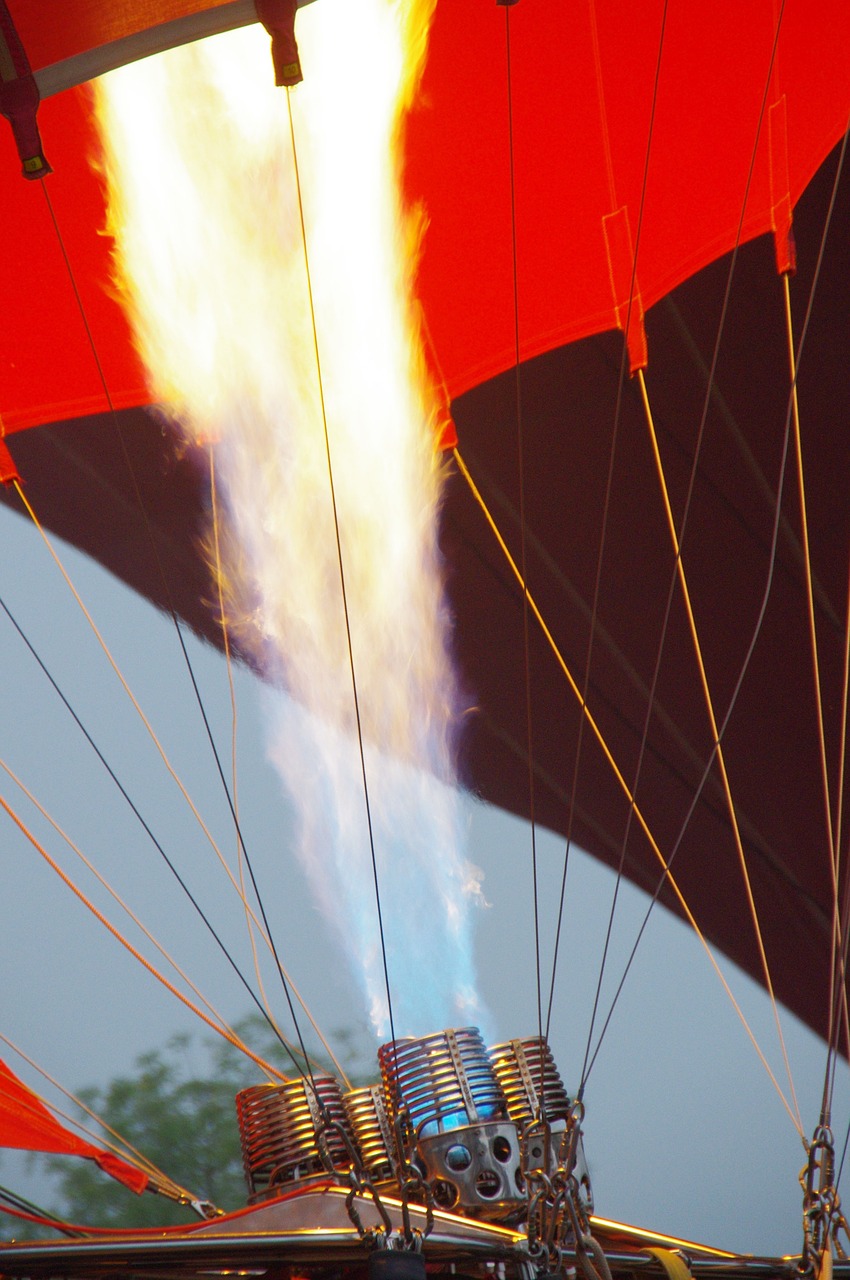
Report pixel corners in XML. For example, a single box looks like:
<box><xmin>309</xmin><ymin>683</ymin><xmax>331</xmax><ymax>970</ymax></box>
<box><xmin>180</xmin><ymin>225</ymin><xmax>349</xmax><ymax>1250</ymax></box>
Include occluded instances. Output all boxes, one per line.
<box><xmin>0</xmin><ymin>495</ymin><xmax>846</xmax><ymax>1258</ymax></box>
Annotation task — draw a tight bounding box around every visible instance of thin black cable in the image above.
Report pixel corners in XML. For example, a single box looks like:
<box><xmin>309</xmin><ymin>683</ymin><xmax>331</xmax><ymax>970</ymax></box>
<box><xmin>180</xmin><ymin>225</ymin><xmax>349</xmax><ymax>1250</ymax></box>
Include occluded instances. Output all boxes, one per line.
<box><xmin>0</xmin><ymin>587</ymin><xmax>310</xmax><ymax>1078</ymax></box>
<box><xmin>0</xmin><ymin>1184</ymin><xmax>84</xmax><ymax>1238</ymax></box>
<box><xmin>39</xmin><ymin>179</ymin><xmax>315</xmax><ymax>1076</ymax></box>
<box><xmin>582</xmin><ymin>111</ymin><xmax>847</xmax><ymax>1089</ymax></box>
<box><xmin>504</xmin><ymin>0</ymin><xmax>543</xmax><ymax>1048</ymax></box>
<box><xmin>285</xmin><ymin>88</ymin><xmax>397</xmax><ymax>1055</ymax></box>
<box><xmin>834</xmin><ymin>1100</ymin><xmax>850</xmax><ymax>1193</ymax></box>
<box><xmin>36</xmin><ymin>194</ymin><xmax>254</xmax><ymax>939</ymax></box>
<box><xmin>557</xmin><ymin>0</ymin><xmax>670</xmax><ymax>1088</ymax></box>
<box><xmin>826</xmin><ymin>857</ymin><xmax>850</xmax><ymax>1116</ymax></box>
<box><xmin>809</xmin><ymin>135</ymin><xmax>850</xmax><ymax>1115</ymax></box>
<box><xmin>575</xmin><ymin>0</ymin><xmax>788</xmax><ymax>1094</ymax></box>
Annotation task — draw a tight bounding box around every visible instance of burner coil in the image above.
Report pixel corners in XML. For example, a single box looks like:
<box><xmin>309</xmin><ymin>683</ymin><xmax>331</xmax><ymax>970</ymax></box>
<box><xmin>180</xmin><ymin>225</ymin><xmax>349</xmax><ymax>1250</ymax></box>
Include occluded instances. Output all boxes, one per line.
<box><xmin>343</xmin><ymin>1084</ymin><xmax>399</xmax><ymax>1187</ymax></box>
<box><xmin>379</xmin><ymin>1026</ymin><xmax>506</xmax><ymax>1137</ymax></box>
<box><xmin>236</xmin><ymin>1074</ymin><xmax>350</xmax><ymax>1199</ymax></box>
<box><xmin>488</xmin><ymin>1036</ymin><xmax>571</xmax><ymax>1127</ymax></box>
<box><xmin>378</xmin><ymin>1027</ymin><xmax>524</xmax><ymax>1221</ymax></box>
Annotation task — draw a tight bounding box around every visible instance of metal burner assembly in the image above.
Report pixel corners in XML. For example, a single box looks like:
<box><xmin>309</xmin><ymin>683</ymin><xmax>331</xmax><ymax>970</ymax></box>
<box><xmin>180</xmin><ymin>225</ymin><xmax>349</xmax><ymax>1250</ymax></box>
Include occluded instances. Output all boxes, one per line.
<box><xmin>378</xmin><ymin>1026</ymin><xmax>525</xmax><ymax>1220</ymax></box>
<box><xmin>342</xmin><ymin>1083</ymin><xmax>401</xmax><ymax>1192</ymax></box>
<box><xmin>235</xmin><ymin>1025</ymin><xmax>591</xmax><ymax>1231</ymax></box>
<box><xmin>490</xmin><ymin>1035</ymin><xmax>593</xmax><ymax>1215</ymax></box>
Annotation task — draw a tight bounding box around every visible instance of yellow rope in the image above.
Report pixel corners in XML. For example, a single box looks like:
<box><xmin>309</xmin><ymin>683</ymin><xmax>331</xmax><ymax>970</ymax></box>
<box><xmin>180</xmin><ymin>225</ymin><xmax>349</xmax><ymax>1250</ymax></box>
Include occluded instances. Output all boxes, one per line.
<box><xmin>782</xmin><ymin>276</ymin><xmax>837</xmax><ymax>867</ymax></box>
<box><xmin>0</xmin><ymin>756</ymin><xmax>285</xmax><ymax>1086</ymax></box>
<box><xmin>12</xmin><ymin>480</ymin><xmax>259</xmax><ymax>914</ymax></box>
<box><xmin>636</xmin><ymin>367</ymin><xmax>802</xmax><ymax>1133</ymax></box>
<box><xmin>782</xmin><ymin>275</ymin><xmax>850</xmax><ymax>1070</ymax></box>
<box><xmin>453</xmin><ymin>444</ymin><xmax>803</xmax><ymax>1134</ymax></box>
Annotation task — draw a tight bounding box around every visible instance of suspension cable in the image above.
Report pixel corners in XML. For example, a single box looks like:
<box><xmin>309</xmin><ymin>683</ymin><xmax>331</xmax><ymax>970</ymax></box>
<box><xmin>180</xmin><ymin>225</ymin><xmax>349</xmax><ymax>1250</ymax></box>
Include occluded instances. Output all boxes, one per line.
<box><xmin>8</xmin><ymin>484</ymin><xmax>336</xmax><ymax>1079</ymax></box>
<box><xmin>0</xmin><ymin>790</ymin><xmax>286</xmax><ymax>1081</ymax></box>
<box><xmin>38</xmin><ymin>175</ymin><xmax>326</xmax><ymax>1083</ymax></box>
<box><xmin>582</xmin><ymin>150</ymin><xmax>845</xmax><ymax>1107</ymax></box>
<box><xmin>637</xmin><ymin>367</ymin><xmax>802</xmax><ymax>1131</ymax></box>
<box><xmin>0</xmin><ymin>1031</ymin><xmax>188</xmax><ymax>1195</ymax></box>
<box><xmin>285</xmin><ymin>85</ymin><xmax>397</xmax><ymax>1052</ymax></box>
<box><xmin>207</xmin><ymin>443</ymin><xmax>300</xmax><ymax>1067</ymax></box>
<box><xmin>0</xmin><ymin>587</ymin><xmax>336</xmax><ymax>1080</ymax></box>
<box><xmin>453</xmin><ymin>446</ymin><xmax>801</xmax><ymax>1130</ymax></box>
<box><xmin>782</xmin><ymin>268</ymin><xmax>850</xmax><ymax>1106</ymax></box>
<box><xmin>504</xmin><ymin>0</ymin><xmax>543</xmax><ymax>1044</ymax></box>
<box><xmin>561</xmin><ymin>0</ymin><xmax>671</xmax><ymax>1074</ymax></box>
<box><xmin>576</xmin><ymin>0</ymin><xmax>792</xmax><ymax>1099</ymax></box>
<box><xmin>0</xmin><ymin>756</ymin><xmax>282</xmax><ymax>1082</ymax></box>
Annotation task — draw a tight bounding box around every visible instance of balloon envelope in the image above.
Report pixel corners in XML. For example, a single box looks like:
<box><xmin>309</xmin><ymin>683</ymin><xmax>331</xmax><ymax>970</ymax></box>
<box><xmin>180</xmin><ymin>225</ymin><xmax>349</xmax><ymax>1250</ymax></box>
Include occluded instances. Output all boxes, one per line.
<box><xmin>1</xmin><ymin>0</ymin><xmax>850</xmax><ymax>1046</ymax></box>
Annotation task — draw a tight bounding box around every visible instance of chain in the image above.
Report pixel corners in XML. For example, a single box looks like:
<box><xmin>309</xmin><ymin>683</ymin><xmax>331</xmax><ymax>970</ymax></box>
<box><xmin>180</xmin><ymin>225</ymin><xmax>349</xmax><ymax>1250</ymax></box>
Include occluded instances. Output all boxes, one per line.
<box><xmin>312</xmin><ymin>1109</ymin><xmax>395</xmax><ymax>1245</ymax></box>
<box><xmin>523</xmin><ymin>1102</ymin><xmax>595</xmax><ymax>1273</ymax></box>
<box><xmin>393</xmin><ymin>1110</ymin><xmax>434</xmax><ymax>1246</ymax></box>
<box><xmin>799</xmin><ymin>1122</ymin><xmax>850</xmax><ymax>1276</ymax></box>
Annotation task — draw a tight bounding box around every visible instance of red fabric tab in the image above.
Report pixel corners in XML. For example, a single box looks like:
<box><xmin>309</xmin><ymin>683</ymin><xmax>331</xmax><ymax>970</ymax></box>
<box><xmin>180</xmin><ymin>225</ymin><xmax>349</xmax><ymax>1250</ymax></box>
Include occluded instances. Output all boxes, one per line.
<box><xmin>769</xmin><ymin>96</ymin><xmax>796</xmax><ymax>276</ymax></box>
<box><xmin>0</xmin><ymin>1059</ymin><xmax>148</xmax><ymax>1194</ymax></box>
<box><xmin>437</xmin><ymin>412</ymin><xmax>458</xmax><ymax>452</ymax></box>
<box><xmin>0</xmin><ymin>2</ymin><xmax>50</xmax><ymax>178</ymax></box>
<box><xmin>255</xmin><ymin>0</ymin><xmax>302</xmax><ymax>87</ymax></box>
<box><xmin>602</xmin><ymin>205</ymin><xmax>648</xmax><ymax>374</ymax></box>
<box><xmin>0</xmin><ymin>436</ymin><xmax>20</xmax><ymax>484</ymax></box>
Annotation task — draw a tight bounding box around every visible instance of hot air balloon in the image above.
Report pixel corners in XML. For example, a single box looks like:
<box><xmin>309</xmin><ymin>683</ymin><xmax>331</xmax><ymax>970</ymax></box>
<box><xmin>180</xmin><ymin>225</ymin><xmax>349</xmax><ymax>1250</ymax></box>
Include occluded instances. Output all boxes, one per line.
<box><xmin>1</xmin><ymin>0</ymin><xmax>850</xmax><ymax>1268</ymax></box>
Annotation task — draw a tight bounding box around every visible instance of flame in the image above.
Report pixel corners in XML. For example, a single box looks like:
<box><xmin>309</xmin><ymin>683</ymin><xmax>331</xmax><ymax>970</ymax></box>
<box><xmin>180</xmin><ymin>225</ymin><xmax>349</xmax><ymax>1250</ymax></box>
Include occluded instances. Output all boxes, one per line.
<box><xmin>94</xmin><ymin>1</ymin><xmax>488</xmax><ymax>1038</ymax></box>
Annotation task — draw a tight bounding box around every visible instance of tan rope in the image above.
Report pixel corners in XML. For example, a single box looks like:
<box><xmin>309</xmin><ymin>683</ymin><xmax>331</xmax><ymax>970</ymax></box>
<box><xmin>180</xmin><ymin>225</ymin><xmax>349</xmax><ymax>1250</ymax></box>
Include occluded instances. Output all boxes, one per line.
<box><xmin>782</xmin><ymin>276</ymin><xmax>837</xmax><ymax>868</ymax></box>
<box><xmin>782</xmin><ymin>275</ymin><xmax>850</xmax><ymax>1073</ymax></box>
<box><xmin>453</xmin><ymin>444</ymin><xmax>803</xmax><ymax>1134</ymax></box>
<box><xmin>0</xmin><ymin>756</ymin><xmax>284</xmax><ymax>1084</ymax></box>
<box><xmin>209</xmin><ymin>444</ymin><xmax>277</xmax><ymax>1044</ymax></box>
<box><xmin>0</xmin><ymin>789</ymin><xmax>286</xmax><ymax>1083</ymax></box>
<box><xmin>636</xmin><ymin>367</ymin><xmax>802</xmax><ymax>1133</ymax></box>
<box><xmin>12</xmin><ymin>480</ymin><xmax>258</xmax><ymax>908</ymax></box>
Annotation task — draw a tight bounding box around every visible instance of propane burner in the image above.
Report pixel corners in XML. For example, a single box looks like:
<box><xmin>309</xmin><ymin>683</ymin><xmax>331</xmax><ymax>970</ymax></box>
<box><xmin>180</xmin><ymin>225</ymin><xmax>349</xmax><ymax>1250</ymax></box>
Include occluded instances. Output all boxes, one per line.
<box><xmin>490</xmin><ymin>1036</ymin><xmax>593</xmax><ymax>1214</ymax></box>
<box><xmin>236</xmin><ymin>1074</ymin><xmax>350</xmax><ymax>1200</ymax></box>
<box><xmin>233</xmin><ymin>1026</ymin><xmax>590</xmax><ymax>1229</ymax></box>
<box><xmin>378</xmin><ymin>1027</ymin><xmax>525</xmax><ymax>1221</ymax></box>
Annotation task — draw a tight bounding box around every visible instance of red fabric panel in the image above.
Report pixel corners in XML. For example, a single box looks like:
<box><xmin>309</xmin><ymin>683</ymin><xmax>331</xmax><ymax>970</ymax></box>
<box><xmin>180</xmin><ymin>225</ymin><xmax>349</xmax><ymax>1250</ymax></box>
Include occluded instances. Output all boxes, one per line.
<box><xmin>0</xmin><ymin>86</ymin><xmax>148</xmax><ymax>432</ymax></box>
<box><xmin>405</xmin><ymin>0</ymin><xmax>850</xmax><ymax>395</ymax></box>
<box><xmin>0</xmin><ymin>0</ymin><xmax>849</xmax><ymax>426</ymax></box>
<box><xmin>0</xmin><ymin>1059</ymin><xmax>149</xmax><ymax>1194</ymax></box>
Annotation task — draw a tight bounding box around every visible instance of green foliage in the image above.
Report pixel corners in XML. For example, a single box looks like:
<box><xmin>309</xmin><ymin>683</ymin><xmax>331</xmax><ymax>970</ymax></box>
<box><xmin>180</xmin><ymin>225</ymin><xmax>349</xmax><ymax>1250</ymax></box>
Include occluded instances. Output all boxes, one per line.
<box><xmin>1</xmin><ymin>1015</ymin><xmax>373</xmax><ymax>1236</ymax></box>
